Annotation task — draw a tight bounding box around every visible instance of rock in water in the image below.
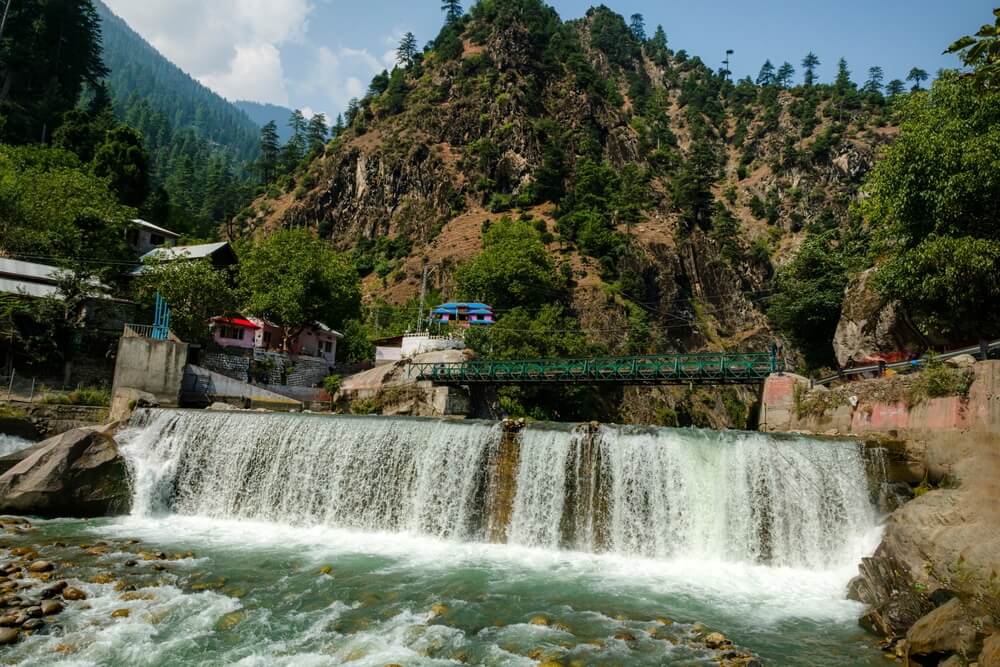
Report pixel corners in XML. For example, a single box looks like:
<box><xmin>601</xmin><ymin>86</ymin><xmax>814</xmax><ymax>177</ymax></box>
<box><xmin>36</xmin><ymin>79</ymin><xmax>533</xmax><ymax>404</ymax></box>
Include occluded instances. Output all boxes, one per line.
<box><xmin>906</xmin><ymin>598</ymin><xmax>980</xmax><ymax>660</ymax></box>
<box><xmin>0</xmin><ymin>427</ymin><xmax>130</xmax><ymax>518</ymax></box>
<box><xmin>0</xmin><ymin>627</ymin><xmax>19</xmax><ymax>644</ymax></box>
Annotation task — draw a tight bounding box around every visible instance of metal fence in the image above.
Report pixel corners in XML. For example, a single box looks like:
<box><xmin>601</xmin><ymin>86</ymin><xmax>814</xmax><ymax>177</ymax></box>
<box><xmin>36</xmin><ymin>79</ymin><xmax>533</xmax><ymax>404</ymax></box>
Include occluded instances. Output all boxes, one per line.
<box><xmin>1</xmin><ymin>369</ymin><xmax>41</xmax><ymax>402</ymax></box>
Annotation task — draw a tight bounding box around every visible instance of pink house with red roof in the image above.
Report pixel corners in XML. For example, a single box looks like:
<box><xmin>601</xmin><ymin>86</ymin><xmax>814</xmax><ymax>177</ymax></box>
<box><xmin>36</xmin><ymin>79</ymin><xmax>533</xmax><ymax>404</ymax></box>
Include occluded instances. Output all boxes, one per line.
<box><xmin>210</xmin><ymin>316</ymin><xmax>260</xmax><ymax>350</ymax></box>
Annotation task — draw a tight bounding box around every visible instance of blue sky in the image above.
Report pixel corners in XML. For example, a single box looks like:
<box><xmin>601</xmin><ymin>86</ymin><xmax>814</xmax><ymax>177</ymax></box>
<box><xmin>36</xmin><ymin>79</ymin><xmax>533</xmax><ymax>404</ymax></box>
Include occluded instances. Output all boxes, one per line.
<box><xmin>104</xmin><ymin>0</ymin><xmax>991</xmax><ymax>121</ymax></box>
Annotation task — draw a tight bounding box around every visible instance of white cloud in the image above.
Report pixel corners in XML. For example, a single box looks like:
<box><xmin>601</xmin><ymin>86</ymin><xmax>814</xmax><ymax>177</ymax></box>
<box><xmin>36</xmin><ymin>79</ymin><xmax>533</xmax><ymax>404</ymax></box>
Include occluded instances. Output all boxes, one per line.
<box><xmin>102</xmin><ymin>0</ymin><xmax>312</xmax><ymax>104</ymax></box>
<box><xmin>200</xmin><ymin>44</ymin><xmax>290</xmax><ymax>106</ymax></box>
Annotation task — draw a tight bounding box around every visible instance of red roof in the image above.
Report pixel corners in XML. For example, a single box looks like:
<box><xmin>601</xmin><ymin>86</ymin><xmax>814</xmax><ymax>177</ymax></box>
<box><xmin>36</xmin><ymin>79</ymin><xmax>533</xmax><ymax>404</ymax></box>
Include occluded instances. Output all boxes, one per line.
<box><xmin>211</xmin><ymin>317</ymin><xmax>260</xmax><ymax>329</ymax></box>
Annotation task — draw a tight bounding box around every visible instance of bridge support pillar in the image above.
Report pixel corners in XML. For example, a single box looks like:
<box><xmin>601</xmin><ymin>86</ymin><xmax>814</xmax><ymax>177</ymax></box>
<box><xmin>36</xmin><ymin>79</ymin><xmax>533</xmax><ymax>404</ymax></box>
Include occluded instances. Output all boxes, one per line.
<box><xmin>758</xmin><ymin>372</ymin><xmax>809</xmax><ymax>432</ymax></box>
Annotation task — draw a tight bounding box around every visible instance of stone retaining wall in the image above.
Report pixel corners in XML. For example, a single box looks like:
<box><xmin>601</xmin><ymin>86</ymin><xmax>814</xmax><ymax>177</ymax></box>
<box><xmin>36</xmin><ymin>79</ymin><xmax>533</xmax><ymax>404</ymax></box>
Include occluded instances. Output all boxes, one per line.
<box><xmin>0</xmin><ymin>401</ymin><xmax>108</xmax><ymax>440</ymax></box>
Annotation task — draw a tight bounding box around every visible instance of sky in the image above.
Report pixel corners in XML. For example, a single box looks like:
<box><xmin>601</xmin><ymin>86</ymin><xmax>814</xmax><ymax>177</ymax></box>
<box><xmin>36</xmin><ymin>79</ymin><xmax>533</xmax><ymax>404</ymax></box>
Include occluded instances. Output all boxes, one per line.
<box><xmin>102</xmin><ymin>0</ymin><xmax>992</xmax><ymax>121</ymax></box>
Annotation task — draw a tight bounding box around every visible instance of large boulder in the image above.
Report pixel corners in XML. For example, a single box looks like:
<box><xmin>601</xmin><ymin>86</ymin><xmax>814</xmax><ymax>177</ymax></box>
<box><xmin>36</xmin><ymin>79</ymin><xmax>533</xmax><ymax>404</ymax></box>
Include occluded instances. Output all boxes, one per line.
<box><xmin>981</xmin><ymin>632</ymin><xmax>1000</xmax><ymax>666</ymax></box>
<box><xmin>832</xmin><ymin>268</ymin><xmax>926</xmax><ymax>368</ymax></box>
<box><xmin>0</xmin><ymin>427</ymin><xmax>129</xmax><ymax>517</ymax></box>
<box><xmin>906</xmin><ymin>598</ymin><xmax>984</xmax><ymax>660</ymax></box>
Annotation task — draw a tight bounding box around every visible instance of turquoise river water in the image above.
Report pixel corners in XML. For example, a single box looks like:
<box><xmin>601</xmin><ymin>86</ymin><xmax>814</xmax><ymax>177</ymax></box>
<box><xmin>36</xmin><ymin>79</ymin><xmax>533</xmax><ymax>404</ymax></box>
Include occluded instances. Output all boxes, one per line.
<box><xmin>0</xmin><ymin>410</ymin><xmax>887</xmax><ymax>666</ymax></box>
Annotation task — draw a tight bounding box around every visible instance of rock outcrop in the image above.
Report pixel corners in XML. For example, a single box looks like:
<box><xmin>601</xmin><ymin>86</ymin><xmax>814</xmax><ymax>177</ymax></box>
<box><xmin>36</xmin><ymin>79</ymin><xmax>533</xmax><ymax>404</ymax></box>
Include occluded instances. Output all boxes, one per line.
<box><xmin>832</xmin><ymin>267</ymin><xmax>927</xmax><ymax>367</ymax></box>
<box><xmin>0</xmin><ymin>426</ymin><xmax>129</xmax><ymax>517</ymax></box>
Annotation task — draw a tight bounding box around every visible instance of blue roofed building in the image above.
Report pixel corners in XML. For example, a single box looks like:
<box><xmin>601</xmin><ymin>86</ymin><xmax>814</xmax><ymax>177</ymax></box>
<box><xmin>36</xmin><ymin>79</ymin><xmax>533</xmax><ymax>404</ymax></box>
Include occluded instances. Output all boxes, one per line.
<box><xmin>430</xmin><ymin>302</ymin><xmax>496</xmax><ymax>327</ymax></box>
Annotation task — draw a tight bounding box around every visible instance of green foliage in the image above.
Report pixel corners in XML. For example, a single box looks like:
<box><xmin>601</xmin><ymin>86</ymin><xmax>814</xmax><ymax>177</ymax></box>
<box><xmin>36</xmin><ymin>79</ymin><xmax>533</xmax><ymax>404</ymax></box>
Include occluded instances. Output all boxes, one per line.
<box><xmin>350</xmin><ymin>398</ymin><xmax>380</xmax><ymax>415</ymax></box>
<box><xmin>0</xmin><ymin>144</ymin><xmax>134</xmax><ymax>280</ymax></box>
<box><xmin>41</xmin><ymin>386</ymin><xmax>110</xmax><ymax>407</ymax></box>
<box><xmin>588</xmin><ymin>6</ymin><xmax>642</xmax><ymax>70</ymax></box>
<box><xmin>239</xmin><ymin>230</ymin><xmax>362</xmax><ymax>337</ymax></box>
<box><xmin>768</xmin><ymin>232</ymin><xmax>849</xmax><ymax>369</ymax></box>
<box><xmin>92</xmin><ymin>126</ymin><xmax>150</xmax><ymax>207</ymax></box>
<box><xmin>456</xmin><ymin>217</ymin><xmax>561</xmax><ymax>309</ymax></box>
<box><xmin>945</xmin><ymin>8</ymin><xmax>1000</xmax><ymax>90</ymax></box>
<box><xmin>906</xmin><ymin>358</ymin><xmax>975</xmax><ymax>406</ymax></box>
<box><xmin>0</xmin><ymin>0</ymin><xmax>107</xmax><ymax>145</ymax></box>
<box><xmin>323</xmin><ymin>374</ymin><xmax>343</xmax><ymax>397</ymax></box>
<box><xmin>134</xmin><ymin>258</ymin><xmax>239</xmax><ymax>345</ymax></box>
<box><xmin>864</xmin><ymin>74</ymin><xmax>1000</xmax><ymax>337</ymax></box>
<box><xmin>339</xmin><ymin>319</ymin><xmax>375</xmax><ymax>363</ymax></box>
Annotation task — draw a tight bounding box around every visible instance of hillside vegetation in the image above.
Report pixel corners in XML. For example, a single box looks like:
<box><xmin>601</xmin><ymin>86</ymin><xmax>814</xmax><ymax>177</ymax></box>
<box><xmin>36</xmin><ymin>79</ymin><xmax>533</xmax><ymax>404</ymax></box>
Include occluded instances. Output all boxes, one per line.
<box><xmin>239</xmin><ymin>0</ymin><xmax>908</xmax><ymax>420</ymax></box>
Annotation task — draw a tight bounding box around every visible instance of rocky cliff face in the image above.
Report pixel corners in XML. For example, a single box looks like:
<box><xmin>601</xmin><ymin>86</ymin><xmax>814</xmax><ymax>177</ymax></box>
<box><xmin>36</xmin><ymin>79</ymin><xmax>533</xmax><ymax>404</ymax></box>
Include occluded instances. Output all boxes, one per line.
<box><xmin>236</xmin><ymin>2</ymin><xmax>895</xmax><ymax>424</ymax></box>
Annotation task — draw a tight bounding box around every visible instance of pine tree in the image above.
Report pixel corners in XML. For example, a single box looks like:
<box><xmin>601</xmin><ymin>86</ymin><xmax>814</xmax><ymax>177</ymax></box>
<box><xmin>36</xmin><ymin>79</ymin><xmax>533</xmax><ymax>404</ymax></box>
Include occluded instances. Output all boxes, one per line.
<box><xmin>907</xmin><ymin>67</ymin><xmax>929</xmax><ymax>91</ymax></box>
<box><xmin>397</xmin><ymin>32</ymin><xmax>418</xmax><ymax>67</ymax></box>
<box><xmin>629</xmin><ymin>14</ymin><xmax>646</xmax><ymax>42</ymax></box>
<box><xmin>802</xmin><ymin>52</ymin><xmax>820</xmax><ymax>86</ymax></box>
<box><xmin>332</xmin><ymin>114</ymin><xmax>345</xmax><ymax>137</ymax></box>
<box><xmin>648</xmin><ymin>25</ymin><xmax>669</xmax><ymax>66</ymax></box>
<box><xmin>863</xmin><ymin>66</ymin><xmax>884</xmax><ymax>94</ymax></box>
<box><xmin>776</xmin><ymin>62</ymin><xmax>795</xmax><ymax>88</ymax></box>
<box><xmin>651</xmin><ymin>25</ymin><xmax>668</xmax><ymax>51</ymax></box>
<box><xmin>306</xmin><ymin>113</ymin><xmax>329</xmax><ymax>154</ymax></box>
<box><xmin>257</xmin><ymin>121</ymin><xmax>280</xmax><ymax>184</ymax></box>
<box><xmin>756</xmin><ymin>59</ymin><xmax>776</xmax><ymax>86</ymax></box>
<box><xmin>288</xmin><ymin>109</ymin><xmax>307</xmax><ymax>139</ymax></box>
<box><xmin>834</xmin><ymin>58</ymin><xmax>854</xmax><ymax>93</ymax></box>
<box><xmin>441</xmin><ymin>0</ymin><xmax>462</xmax><ymax>25</ymax></box>
<box><xmin>886</xmin><ymin>79</ymin><xmax>906</xmax><ymax>97</ymax></box>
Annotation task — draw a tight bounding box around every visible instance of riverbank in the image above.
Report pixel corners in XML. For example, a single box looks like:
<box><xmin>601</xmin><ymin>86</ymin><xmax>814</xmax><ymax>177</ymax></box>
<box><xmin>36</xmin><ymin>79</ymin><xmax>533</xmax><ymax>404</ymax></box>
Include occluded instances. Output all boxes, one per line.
<box><xmin>761</xmin><ymin>359</ymin><xmax>1000</xmax><ymax>664</ymax></box>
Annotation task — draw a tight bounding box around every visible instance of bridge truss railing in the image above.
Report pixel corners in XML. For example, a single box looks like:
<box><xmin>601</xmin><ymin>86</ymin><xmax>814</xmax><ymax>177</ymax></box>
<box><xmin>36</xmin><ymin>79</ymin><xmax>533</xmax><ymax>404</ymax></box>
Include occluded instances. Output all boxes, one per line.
<box><xmin>409</xmin><ymin>352</ymin><xmax>781</xmax><ymax>385</ymax></box>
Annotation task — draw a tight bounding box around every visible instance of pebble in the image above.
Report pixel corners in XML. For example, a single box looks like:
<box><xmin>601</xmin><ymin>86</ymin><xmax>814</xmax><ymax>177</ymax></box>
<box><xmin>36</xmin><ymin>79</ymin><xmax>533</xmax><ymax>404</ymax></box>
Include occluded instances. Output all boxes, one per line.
<box><xmin>40</xmin><ymin>600</ymin><xmax>64</xmax><ymax>615</ymax></box>
<box><xmin>27</xmin><ymin>561</ymin><xmax>53</xmax><ymax>573</ymax></box>
<box><xmin>613</xmin><ymin>630</ymin><xmax>636</xmax><ymax>642</ymax></box>
<box><xmin>40</xmin><ymin>581</ymin><xmax>68</xmax><ymax>598</ymax></box>
<box><xmin>705</xmin><ymin>631</ymin><xmax>729</xmax><ymax>649</ymax></box>
<box><xmin>62</xmin><ymin>586</ymin><xmax>86</xmax><ymax>601</ymax></box>
<box><xmin>430</xmin><ymin>603</ymin><xmax>448</xmax><ymax>617</ymax></box>
<box><xmin>111</xmin><ymin>608</ymin><xmax>130</xmax><ymax>619</ymax></box>
<box><xmin>319</xmin><ymin>565</ymin><xmax>333</xmax><ymax>575</ymax></box>
<box><xmin>21</xmin><ymin>618</ymin><xmax>43</xmax><ymax>631</ymax></box>
<box><xmin>24</xmin><ymin>606</ymin><xmax>42</xmax><ymax>618</ymax></box>
<box><xmin>0</xmin><ymin>627</ymin><xmax>19</xmax><ymax>644</ymax></box>
<box><xmin>529</xmin><ymin>615</ymin><xmax>550</xmax><ymax>626</ymax></box>
<box><xmin>123</xmin><ymin>560</ymin><xmax>138</xmax><ymax>567</ymax></box>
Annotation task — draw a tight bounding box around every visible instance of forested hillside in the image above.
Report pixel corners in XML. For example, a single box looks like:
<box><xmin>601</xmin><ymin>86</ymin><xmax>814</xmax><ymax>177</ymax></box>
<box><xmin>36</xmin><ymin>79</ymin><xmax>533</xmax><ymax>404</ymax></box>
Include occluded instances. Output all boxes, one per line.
<box><xmin>94</xmin><ymin>0</ymin><xmax>259</xmax><ymax>238</ymax></box>
<box><xmin>240</xmin><ymin>0</ymin><xmax>921</xmax><ymax>422</ymax></box>
<box><xmin>235</xmin><ymin>101</ymin><xmax>297</xmax><ymax>143</ymax></box>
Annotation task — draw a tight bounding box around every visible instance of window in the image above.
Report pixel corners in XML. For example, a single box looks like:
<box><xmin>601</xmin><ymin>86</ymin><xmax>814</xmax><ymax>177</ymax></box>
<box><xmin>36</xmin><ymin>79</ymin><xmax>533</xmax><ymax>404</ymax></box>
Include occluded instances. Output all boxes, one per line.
<box><xmin>218</xmin><ymin>326</ymin><xmax>244</xmax><ymax>341</ymax></box>
<box><xmin>126</xmin><ymin>229</ymin><xmax>139</xmax><ymax>247</ymax></box>
<box><xmin>150</xmin><ymin>233</ymin><xmax>165</xmax><ymax>246</ymax></box>
<box><xmin>263</xmin><ymin>331</ymin><xmax>272</xmax><ymax>347</ymax></box>
<box><xmin>323</xmin><ymin>341</ymin><xmax>333</xmax><ymax>353</ymax></box>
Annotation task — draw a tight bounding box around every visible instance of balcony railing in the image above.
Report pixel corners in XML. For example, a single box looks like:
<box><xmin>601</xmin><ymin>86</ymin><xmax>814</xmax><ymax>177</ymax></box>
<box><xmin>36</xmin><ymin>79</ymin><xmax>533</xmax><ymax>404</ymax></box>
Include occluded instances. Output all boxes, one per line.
<box><xmin>122</xmin><ymin>323</ymin><xmax>180</xmax><ymax>342</ymax></box>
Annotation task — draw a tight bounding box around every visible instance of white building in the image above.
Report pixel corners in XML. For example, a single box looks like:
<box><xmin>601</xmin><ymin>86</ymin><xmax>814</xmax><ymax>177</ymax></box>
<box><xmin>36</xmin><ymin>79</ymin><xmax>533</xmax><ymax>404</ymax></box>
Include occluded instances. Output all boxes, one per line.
<box><xmin>125</xmin><ymin>219</ymin><xmax>180</xmax><ymax>257</ymax></box>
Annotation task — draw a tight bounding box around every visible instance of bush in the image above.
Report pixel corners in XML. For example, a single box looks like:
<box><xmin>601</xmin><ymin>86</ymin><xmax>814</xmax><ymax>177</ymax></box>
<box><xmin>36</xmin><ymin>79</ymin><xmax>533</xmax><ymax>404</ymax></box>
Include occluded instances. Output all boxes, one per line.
<box><xmin>323</xmin><ymin>374</ymin><xmax>342</xmax><ymax>397</ymax></box>
<box><xmin>41</xmin><ymin>387</ymin><xmax>110</xmax><ymax>407</ymax></box>
<box><xmin>350</xmin><ymin>398</ymin><xmax>380</xmax><ymax>415</ymax></box>
<box><xmin>906</xmin><ymin>360</ymin><xmax>975</xmax><ymax>406</ymax></box>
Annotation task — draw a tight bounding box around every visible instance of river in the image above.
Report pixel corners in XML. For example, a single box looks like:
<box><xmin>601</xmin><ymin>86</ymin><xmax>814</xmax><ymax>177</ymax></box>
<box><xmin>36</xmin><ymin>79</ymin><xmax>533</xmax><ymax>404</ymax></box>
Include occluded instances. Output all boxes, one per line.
<box><xmin>1</xmin><ymin>410</ymin><xmax>887</xmax><ymax>665</ymax></box>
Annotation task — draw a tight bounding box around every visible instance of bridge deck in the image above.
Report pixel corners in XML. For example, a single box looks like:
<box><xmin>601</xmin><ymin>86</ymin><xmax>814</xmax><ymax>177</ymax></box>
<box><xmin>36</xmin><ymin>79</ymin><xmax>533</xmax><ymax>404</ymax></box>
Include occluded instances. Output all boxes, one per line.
<box><xmin>409</xmin><ymin>353</ymin><xmax>780</xmax><ymax>386</ymax></box>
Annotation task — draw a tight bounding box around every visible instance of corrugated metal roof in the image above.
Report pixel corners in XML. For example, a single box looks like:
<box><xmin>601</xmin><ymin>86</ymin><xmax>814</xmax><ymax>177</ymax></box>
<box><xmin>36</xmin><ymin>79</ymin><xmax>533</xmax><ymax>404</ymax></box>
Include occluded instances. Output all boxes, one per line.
<box><xmin>141</xmin><ymin>241</ymin><xmax>229</xmax><ymax>261</ymax></box>
<box><xmin>130</xmin><ymin>218</ymin><xmax>180</xmax><ymax>238</ymax></box>
<box><xmin>0</xmin><ymin>258</ymin><xmax>108</xmax><ymax>299</ymax></box>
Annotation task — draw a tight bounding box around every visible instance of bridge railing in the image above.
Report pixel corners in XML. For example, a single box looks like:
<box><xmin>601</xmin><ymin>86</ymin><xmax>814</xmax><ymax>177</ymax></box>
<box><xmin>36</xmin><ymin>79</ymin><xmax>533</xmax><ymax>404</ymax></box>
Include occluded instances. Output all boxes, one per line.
<box><xmin>409</xmin><ymin>352</ymin><xmax>782</xmax><ymax>385</ymax></box>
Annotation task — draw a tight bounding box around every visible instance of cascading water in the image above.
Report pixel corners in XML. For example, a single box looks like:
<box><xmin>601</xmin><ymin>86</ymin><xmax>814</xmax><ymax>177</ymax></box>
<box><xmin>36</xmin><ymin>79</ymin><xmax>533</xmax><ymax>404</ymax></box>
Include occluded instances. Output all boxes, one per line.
<box><xmin>121</xmin><ymin>409</ymin><xmax>880</xmax><ymax>569</ymax></box>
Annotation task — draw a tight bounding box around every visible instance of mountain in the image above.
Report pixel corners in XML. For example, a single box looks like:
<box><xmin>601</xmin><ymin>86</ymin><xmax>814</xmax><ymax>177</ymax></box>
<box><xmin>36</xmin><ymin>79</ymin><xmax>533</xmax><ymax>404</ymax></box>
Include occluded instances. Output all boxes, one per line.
<box><xmin>238</xmin><ymin>0</ymin><xmax>898</xmax><ymax>423</ymax></box>
<box><xmin>94</xmin><ymin>0</ymin><xmax>259</xmax><ymax>237</ymax></box>
<box><xmin>234</xmin><ymin>101</ymin><xmax>297</xmax><ymax>143</ymax></box>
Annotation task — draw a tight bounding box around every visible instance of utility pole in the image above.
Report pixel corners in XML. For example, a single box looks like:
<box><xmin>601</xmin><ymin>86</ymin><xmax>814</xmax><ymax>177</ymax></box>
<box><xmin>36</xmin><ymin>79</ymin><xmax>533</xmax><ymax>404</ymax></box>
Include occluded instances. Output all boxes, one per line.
<box><xmin>416</xmin><ymin>264</ymin><xmax>430</xmax><ymax>333</ymax></box>
<box><xmin>723</xmin><ymin>49</ymin><xmax>734</xmax><ymax>81</ymax></box>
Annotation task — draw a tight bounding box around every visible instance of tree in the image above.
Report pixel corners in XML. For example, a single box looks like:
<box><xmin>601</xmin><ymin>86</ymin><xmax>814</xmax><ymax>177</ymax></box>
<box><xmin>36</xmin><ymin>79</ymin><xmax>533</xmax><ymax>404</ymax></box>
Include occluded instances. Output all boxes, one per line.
<box><xmin>649</xmin><ymin>25</ymin><xmax>668</xmax><ymax>65</ymax></box>
<box><xmin>834</xmin><ymin>58</ymin><xmax>855</xmax><ymax>94</ymax></box>
<box><xmin>281</xmin><ymin>110</ymin><xmax>306</xmax><ymax>172</ymax></box>
<box><xmin>863</xmin><ymin>73</ymin><xmax>1000</xmax><ymax>337</ymax></box>
<box><xmin>257</xmin><ymin>121</ymin><xmax>280</xmax><ymax>184</ymax></box>
<box><xmin>239</xmin><ymin>229</ymin><xmax>362</xmax><ymax>349</ymax></box>
<box><xmin>768</xmin><ymin>232</ymin><xmax>848</xmax><ymax>369</ymax></box>
<box><xmin>802</xmin><ymin>52</ymin><xmax>820</xmax><ymax>86</ymax></box>
<box><xmin>946</xmin><ymin>7</ymin><xmax>1000</xmax><ymax>89</ymax></box>
<box><xmin>397</xmin><ymin>32</ymin><xmax>418</xmax><ymax>67</ymax></box>
<box><xmin>756</xmin><ymin>59</ymin><xmax>776</xmax><ymax>86</ymax></box>
<box><xmin>907</xmin><ymin>67</ymin><xmax>929</xmax><ymax>90</ymax></box>
<box><xmin>629</xmin><ymin>14</ymin><xmax>646</xmax><ymax>42</ymax></box>
<box><xmin>886</xmin><ymin>79</ymin><xmax>906</xmax><ymax>96</ymax></box>
<box><xmin>775</xmin><ymin>62</ymin><xmax>795</xmax><ymax>88</ymax></box>
<box><xmin>441</xmin><ymin>0</ymin><xmax>463</xmax><ymax>25</ymax></box>
<box><xmin>0</xmin><ymin>0</ymin><xmax>108</xmax><ymax>144</ymax></box>
<box><xmin>305</xmin><ymin>113</ymin><xmax>329</xmax><ymax>155</ymax></box>
<box><xmin>92</xmin><ymin>126</ymin><xmax>150</xmax><ymax>208</ymax></box>
<box><xmin>456</xmin><ymin>217</ymin><xmax>562</xmax><ymax>310</ymax></box>
<box><xmin>135</xmin><ymin>259</ymin><xmax>238</xmax><ymax>344</ymax></box>
<box><xmin>863</xmin><ymin>66</ymin><xmax>885</xmax><ymax>94</ymax></box>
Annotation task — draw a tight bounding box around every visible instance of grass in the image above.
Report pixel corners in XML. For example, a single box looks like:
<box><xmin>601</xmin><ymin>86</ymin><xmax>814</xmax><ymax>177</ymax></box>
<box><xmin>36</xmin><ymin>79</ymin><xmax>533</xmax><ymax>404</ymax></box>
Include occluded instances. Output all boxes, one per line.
<box><xmin>792</xmin><ymin>383</ymin><xmax>847</xmax><ymax>419</ymax></box>
<box><xmin>0</xmin><ymin>404</ymin><xmax>28</xmax><ymax>419</ymax></box>
<box><xmin>40</xmin><ymin>387</ymin><xmax>111</xmax><ymax>407</ymax></box>
<box><xmin>906</xmin><ymin>359</ymin><xmax>974</xmax><ymax>407</ymax></box>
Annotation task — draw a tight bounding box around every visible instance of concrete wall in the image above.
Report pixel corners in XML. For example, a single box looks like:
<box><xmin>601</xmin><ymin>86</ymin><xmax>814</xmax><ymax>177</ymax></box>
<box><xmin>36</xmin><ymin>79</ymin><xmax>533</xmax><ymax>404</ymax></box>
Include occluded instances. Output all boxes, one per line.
<box><xmin>112</xmin><ymin>336</ymin><xmax>189</xmax><ymax>406</ymax></box>
<box><xmin>185</xmin><ymin>365</ymin><xmax>302</xmax><ymax>411</ymax></box>
<box><xmin>760</xmin><ymin>361</ymin><xmax>1000</xmax><ymax>439</ymax></box>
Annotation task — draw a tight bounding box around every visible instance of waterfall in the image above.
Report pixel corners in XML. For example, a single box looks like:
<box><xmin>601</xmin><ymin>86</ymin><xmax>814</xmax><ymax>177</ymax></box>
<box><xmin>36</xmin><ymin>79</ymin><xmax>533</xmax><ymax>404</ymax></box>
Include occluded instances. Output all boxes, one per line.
<box><xmin>121</xmin><ymin>410</ymin><xmax>880</xmax><ymax>568</ymax></box>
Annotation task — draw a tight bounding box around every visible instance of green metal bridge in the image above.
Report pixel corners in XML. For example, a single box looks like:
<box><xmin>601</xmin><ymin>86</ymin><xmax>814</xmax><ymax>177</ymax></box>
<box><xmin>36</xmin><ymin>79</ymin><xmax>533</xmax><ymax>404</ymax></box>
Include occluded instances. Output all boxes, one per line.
<box><xmin>409</xmin><ymin>352</ymin><xmax>782</xmax><ymax>386</ymax></box>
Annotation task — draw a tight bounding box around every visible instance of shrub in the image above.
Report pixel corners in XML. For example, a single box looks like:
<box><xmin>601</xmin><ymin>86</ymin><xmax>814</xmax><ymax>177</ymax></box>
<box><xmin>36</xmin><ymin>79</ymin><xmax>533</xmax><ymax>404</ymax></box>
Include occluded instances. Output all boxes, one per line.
<box><xmin>906</xmin><ymin>359</ymin><xmax>975</xmax><ymax>406</ymax></box>
<box><xmin>350</xmin><ymin>398</ymin><xmax>380</xmax><ymax>415</ymax></box>
<box><xmin>323</xmin><ymin>374</ymin><xmax>342</xmax><ymax>397</ymax></box>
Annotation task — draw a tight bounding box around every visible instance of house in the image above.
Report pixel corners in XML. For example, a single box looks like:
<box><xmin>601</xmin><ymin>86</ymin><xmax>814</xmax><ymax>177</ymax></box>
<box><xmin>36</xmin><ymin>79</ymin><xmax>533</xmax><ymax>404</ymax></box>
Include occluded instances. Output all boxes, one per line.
<box><xmin>125</xmin><ymin>219</ymin><xmax>180</xmax><ymax>257</ymax></box>
<box><xmin>0</xmin><ymin>257</ymin><xmax>72</xmax><ymax>299</ymax></box>
<box><xmin>374</xmin><ymin>335</ymin><xmax>404</xmax><ymax>365</ymax></box>
<box><xmin>249</xmin><ymin>318</ymin><xmax>343</xmax><ymax>365</ymax></box>
<box><xmin>133</xmin><ymin>241</ymin><xmax>238</xmax><ymax>274</ymax></box>
<box><xmin>430</xmin><ymin>302</ymin><xmax>496</xmax><ymax>327</ymax></box>
<box><xmin>210</xmin><ymin>316</ymin><xmax>260</xmax><ymax>350</ymax></box>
